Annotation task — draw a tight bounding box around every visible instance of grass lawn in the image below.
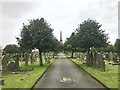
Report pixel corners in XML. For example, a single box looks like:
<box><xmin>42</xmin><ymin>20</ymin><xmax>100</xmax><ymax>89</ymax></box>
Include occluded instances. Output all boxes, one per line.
<box><xmin>67</xmin><ymin>55</ymin><xmax>118</xmax><ymax>89</ymax></box>
<box><xmin>1</xmin><ymin>56</ymin><xmax>56</xmax><ymax>89</ymax></box>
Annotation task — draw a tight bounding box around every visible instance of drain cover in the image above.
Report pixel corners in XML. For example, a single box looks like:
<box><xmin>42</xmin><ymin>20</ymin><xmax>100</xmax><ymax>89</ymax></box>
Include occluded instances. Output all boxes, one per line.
<box><xmin>60</xmin><ymin>77</ymin><xmax>75</xmax><ymax>83</ymax></box>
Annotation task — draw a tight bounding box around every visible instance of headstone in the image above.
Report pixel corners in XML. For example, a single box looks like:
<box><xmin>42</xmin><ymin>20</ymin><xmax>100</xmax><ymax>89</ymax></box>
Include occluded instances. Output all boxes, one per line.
<box><xmin>2</xmin><ymin>54</ymin><xmax>9</xmax><ymax>74</ymax></box>
<box><xmin>99</xmin><ymin>53</ymin><xmax>105</xmax><ymax>71</ymax></box>
<box><xmin>7</xmin><ymin>62</ymin><xmax>18</xmax><ymax>71</ymax></box>
<box><xmin>109</xmin><ymin>52</ymin><xmax>113</xmax><ymax>61</ymax></box>
<box><xmin>96</xmin><ymin>53</ymin><xmax>101</xmax><ymax>69</ymax></box>
<box><xmin>105</xmin><ymin>52</ymin><xmax>109</xmax><ymax>60</ymax></box>
<box><xmin>93</xmin><ymin>51</ymin><xmax>98</xmax><ymax>67</ymax></box>
<box><xmin>86</xmin><ymin>52</ymin><xmax>90</xmax><ymax>66</ymax></box>
<box><xmin>14</xmin><ymin>53</ymin><xmax>20</xmax><ymax>68</ymax></box>
<box><xmin>113</xmin><ymin>53</ymin><xmax>118</xmax><ymax>63</ymax></box>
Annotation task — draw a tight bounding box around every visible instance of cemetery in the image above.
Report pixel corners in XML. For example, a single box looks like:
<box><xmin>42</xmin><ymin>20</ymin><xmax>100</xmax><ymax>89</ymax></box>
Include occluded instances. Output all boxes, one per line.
<box><xmin>0</xmin><ymin>51</ymin><xmax>57</xmax><ymax>88</ymax></box>
<box><xmin>0</xmin><ymin>12</ymin><xmax>119</xmax><ymax>89</ymax></box>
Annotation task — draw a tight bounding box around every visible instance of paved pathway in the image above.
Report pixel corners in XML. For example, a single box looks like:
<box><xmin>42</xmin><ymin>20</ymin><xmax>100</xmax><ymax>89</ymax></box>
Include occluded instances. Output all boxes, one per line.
<box><xmin>33</xmin><ymin>53</ymin><xmax>106</xmax><ymax>88</ymax></box>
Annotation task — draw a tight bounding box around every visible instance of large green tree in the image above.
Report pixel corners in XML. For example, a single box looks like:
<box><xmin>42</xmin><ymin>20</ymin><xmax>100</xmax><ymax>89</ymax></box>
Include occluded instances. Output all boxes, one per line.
<box><xmin>76</xmin><ymin>19</ymin><xmax>108</xmax><ymax>51</ymax></box>
<box><xmin>64</xmin><ymin>32</ymin><xmax>77</xmax><ymax>58</ymax></box>
<box><xmin>3</xmin><ymin>44</ymin><xmax>19</xmax><ymax>54</ymax></box>
<box><xmin>17</xmin><ymin>18</ymin><xmax>56</xmax><ymax>66</ymax></box>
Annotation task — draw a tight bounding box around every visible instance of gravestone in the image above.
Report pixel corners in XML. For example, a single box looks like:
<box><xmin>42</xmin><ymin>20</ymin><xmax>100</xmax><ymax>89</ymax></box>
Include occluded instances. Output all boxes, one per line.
<box><xmin>89</xmin><ymin>52</ymin><xmax>93</xmax><ymax>66</ymax></box>
<box><xmin>7</xmin><ymin>62</ymin><xmax>18</xmax><ymax>71</ymax></box>
<box><xmin>99</xmin><ymin>53</ymin><xmax>105</xmax><ymax>71</ymax></box>
<box><xmin>15</xmin><ymin>53</ymin><xmax>20</xmax><ymax>68</ymax></box>
<box><xmin>109</xmin><ymin>52</ymin><xmax>113</xmax><ymax>61</ymax></box>
<box><xmin>2</xmin><ymin>54</ymin><xmax>9</xmax><ymax>74</ymax></box>
<box><xmin>96</xmin><ymin>53</ymin><xmax>101</xmax><ymax>69</ymax></box>
<box><xmin>93</xmin><ymin>51</ymin><xmax>98</xmax><ymax>67</ymax></box>
<box><xmin>105</xmin><ymin>52</ymin><xmax>109</xmax><ymax>60</ymax></box>
<box><xmin>86</xmin><ymin>52</ymin><xmax>90</xmax><ymax>66</ymax></box>
<box><xmin>112</xmin><ymin>53</ymin><xmax>118</xmax><ymax>63</ymax></box>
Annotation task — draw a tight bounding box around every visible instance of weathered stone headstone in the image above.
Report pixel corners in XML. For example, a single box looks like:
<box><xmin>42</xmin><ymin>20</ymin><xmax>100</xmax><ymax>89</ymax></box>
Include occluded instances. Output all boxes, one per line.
<box><xmin>15</xmin><ymin>53</ymin><xmax>20</xmax><ymax>68</ymax></box>
<box><xmin>93</xmin><ymin>51</ymin><xmax>98</xmax><ymax>67</ymax></box>
<box><xmin>86</xmin><ymin>52</ymin><xmax>90</xmax><ymax>66</ymax></box>
<box><xmin>99</xmin><ymin>53</ymin><xmax>105</xmax><ymax>71</ymax></box>
<box><xmin>109</xmin><ymin>52</ymin><xmax>113</xmax><ymax>61</ymax></box>
<box><xmin>112</xmin><ymin>53</ymin><xmax>118</xmax><ymax>63</ymax></box>
<box><xmin>7</xmin><ymin>62</ymin><xmax>18</xmax><ymax>71</ymax></box>
<box><xmin>96</xmin><ymin>53</ymin><xmax>101</xmax><ymax>69</ymax></box>
<box><xmin>2</xmin><ymin>54</ymin><xmax>9</xmax><ymax>74</ymax></box>
<box><xmin>105</xmin><ymin>52</ymin><xmax>109</xmax><ymax>60</ymax></box>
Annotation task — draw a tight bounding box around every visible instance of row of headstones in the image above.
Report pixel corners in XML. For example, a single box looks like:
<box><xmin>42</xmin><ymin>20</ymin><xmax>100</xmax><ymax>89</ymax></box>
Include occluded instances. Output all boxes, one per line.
<box><xmin>1</xmin><ymin>52</ymin><xmax>38</xmax><ymax>74</ymax></box>
<box><xmin>75</xmin><ymin>52</ymin><xmax>105</xmax><ymax>71</ymax></box>
<box><xmin>75</xmin><ymin>51</ymin><xmax>120</xmax><ymax>71</ymax></box>
<box><xmin>103</xmin><ymin>52</ymin><xmax>119</xmax><ymax>63</ymax></box>
<box><xmin>1</xmin><ymin>51</ymin><xmax>55</xmax><ymax>74</ymax></box>
<box><xmin>44</xmin><ymin>52</ymin><xmax>57</xmax><ymax>64</ymax></box>
<box><xmin>7</xmin><ymin>53</ymin><xmax>38</xmax><ymax>63</ymax></box>
<box><xmin>75</xmin><ymin>52</ymin><xmax>120</xmax><ymax>63</ymax></box>
<box><xmin>86</xmin><ymin>52</ymin><xmax>105</xmax><ymax>71</ymax></box>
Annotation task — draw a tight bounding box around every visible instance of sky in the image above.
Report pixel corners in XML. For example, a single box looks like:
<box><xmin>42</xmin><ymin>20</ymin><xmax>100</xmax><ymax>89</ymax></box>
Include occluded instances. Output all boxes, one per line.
<box><xmin>0</xmin><ymin>0</ymin><xmax>119</xmax><ymax>48</ymax></box>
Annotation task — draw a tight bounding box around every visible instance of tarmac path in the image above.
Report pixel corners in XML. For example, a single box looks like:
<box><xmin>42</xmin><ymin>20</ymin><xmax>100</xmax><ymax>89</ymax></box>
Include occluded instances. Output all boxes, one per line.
<box><xmin>33</xmin><ymin>53</ymin><xmax>106</xmax><ymax>89</ymax></box>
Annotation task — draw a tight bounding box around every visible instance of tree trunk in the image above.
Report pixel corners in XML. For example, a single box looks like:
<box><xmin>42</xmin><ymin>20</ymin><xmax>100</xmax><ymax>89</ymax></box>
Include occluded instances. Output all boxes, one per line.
<box><xmin>39</xmin><ymin>49</ymin><xmax>43</xmax><ymax>66</ymax></box>
<box><xmin>71</xmin><ymin>51</ymin><xmax>74</xmax><ymax>58</ymax></box>
<box><xmin>15</xmin><ymin>54</ymin><xmax>19</xmax><ymax>68</ymax></box>
<box><xmin>30</xmin><ymin>53</ymin><xmax>33</xmax><ymax>64</ymax></box>
<box><xmin>25</xmin><ymin>53</ymin><xmax>28</xmax><ymax>66</ymax></box>
<box><xmin>53</xmin><ymin>52</ymin><xmax>55</xmax><ymax>58</ymax></box>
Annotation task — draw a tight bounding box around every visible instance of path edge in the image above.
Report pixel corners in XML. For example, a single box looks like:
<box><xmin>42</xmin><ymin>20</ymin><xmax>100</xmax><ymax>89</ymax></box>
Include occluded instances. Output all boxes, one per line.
<box><xmin>30</xmin><ymin>57</ymin><xmax>57</xmax><ymax>90</ymax></box>
<box><xmin>68</xmin><ymin>57</ymin><xmax>110</xmax><ymax>90</ymax></box>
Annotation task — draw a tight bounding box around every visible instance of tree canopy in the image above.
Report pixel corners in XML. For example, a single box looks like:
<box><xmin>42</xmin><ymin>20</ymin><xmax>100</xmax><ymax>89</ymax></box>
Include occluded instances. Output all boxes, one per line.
<box><xmin>3</xmin><ymin>44</ymin><xmax>19</xmax><ymax>54</ymax></box>
<box><xmin>75</xmin><ymin>19</ymin><xmax>109</xmax><ymax>51</ymax></box>
<box><xmin>17</xmin><ymin>18</ymin><xmax>58</xmax><ymax>66</ymax></box>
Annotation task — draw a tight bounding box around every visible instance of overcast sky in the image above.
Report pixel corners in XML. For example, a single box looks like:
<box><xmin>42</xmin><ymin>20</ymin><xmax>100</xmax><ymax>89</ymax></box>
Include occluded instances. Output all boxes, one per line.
<box><xmin>0</xmin><ymin>0</ymin><xmax>119</xmax><ymax>48</ymax></box>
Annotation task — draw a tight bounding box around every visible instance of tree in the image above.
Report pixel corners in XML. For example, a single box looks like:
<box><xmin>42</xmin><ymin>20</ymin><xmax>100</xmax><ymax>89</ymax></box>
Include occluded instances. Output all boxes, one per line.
<box><xmin>76</xmin><ymin>19</ymin><xmax>108</xmax><ymax>51</ymax></box>
<box><xmin>17</xmin><ymin>18</ymin><xmax>56</xmax><ymax>66</ymax></box>
<box><xmin>3</xmin><ymin>44</ymin><xmax>19</xmax><ymax>54</ymax></box>
<box><xmin>64</xmin><ymin>32</ymin><xmax>77</xmax><ymax>58</ymax></box>
<box><xmin>114</xmin><ymin>39</ymin><xmax>120</xmax><ymax>53</ymax></box>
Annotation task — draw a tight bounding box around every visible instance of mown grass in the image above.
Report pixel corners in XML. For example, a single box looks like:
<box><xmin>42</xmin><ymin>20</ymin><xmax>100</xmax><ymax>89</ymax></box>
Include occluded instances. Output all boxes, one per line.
<box><xmin>67</xmin><ymin>55</ymin><xmax>118</xmax><ymax>89</ymax></box>
<box><xmin>1</xmin><ymin>56</ymin><xmax>56</xmax><ymax>89</ymax></box>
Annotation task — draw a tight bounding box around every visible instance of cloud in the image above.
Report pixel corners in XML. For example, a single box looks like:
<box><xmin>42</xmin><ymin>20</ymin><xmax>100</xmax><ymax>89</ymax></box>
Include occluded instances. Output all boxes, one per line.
<box><xmin>0</xmin><ymin>0</ymin><xmax>119</xmax><ymax>48</ymax></box>
<box><xmin>2</xmin><ymin>2</ymin><xmax>38</xmax><ymax>18</ymax></box>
